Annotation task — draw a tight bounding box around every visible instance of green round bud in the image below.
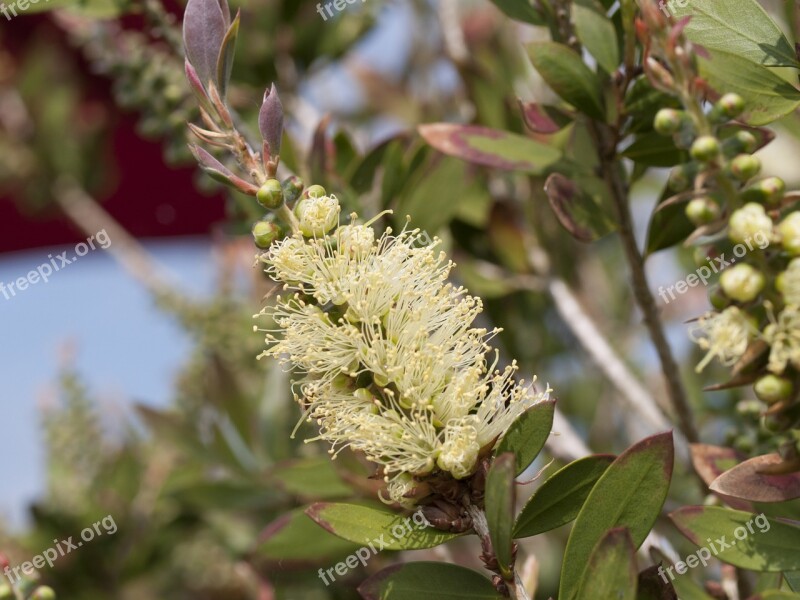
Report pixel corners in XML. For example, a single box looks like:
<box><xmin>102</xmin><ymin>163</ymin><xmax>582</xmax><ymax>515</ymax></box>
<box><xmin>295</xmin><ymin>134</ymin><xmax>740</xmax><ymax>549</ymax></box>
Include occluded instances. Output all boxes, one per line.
<box><xmin>718</xmin><ymin>93</ymin><xmax>745</xmax><ymax>119</ymax></box>
<box><xmin>685</xmin><ymin>197</ymin><xmax>721</xmax><ymax>226</ymax></box>
<box><xmin>668</xmin><ymin>164</ymin><xmax>697</xmax><ymax>192</ymax></box>
<box><xmin>31</xmin><ymin>587</ymin><xmax>56</xmax><ymax>600</ymax></box>
<box><xmin>722</xmin><ymin>131</ymin><xmax>758</xmax><ymax>157</ymax></box>
<box><xmin>281</xmin><ymin>176</ymin><xmax>304</xmax><ymax>204</ymax></box>
<box><xmin>779</xmin><ymin>212</ymin><xmax>800</xmax><ymax>256</ymax></box>
<box><xmin>736</xmin><ymin>399</ymin><xmax>763</xmax><ymax>418</ymax></box>
<box><xmin>730</xmin><ymin>154</ymin><xmax>761</xmax><ymax>181</ymax></box>
<box><xmin>256</xmin><ymin>179</ymin><xmax>284</xmax><ymax>210</ymax></box>
<box><xmin>720</xmin><ymin>263</ymin><xmax>765</xmax><ymax>302</ymax></box>
<box><xmin>742</xmin><ymin>176</ymin><xmax>786</xmax><ymax>206</ymax></box>
<box><xmin>252</xmin><ymin>220</ymin><xmax>282</xmax><ymax>248</ymax></box>
<box><xmin>690</xmin><ymin>135</ymin><xmax>721</xmax><ymax>162</ymax></box>
<box><xmin>304</xmin><ymin>184</ymin><xmax>326</xmax><ymax>199</ymax></box>
<box><xmin>654</xmin><ymin>109</ymin><xmax>683</xmax><ymax>135</ymax></box>
<box><xmin>754</xmin><ymin>374</ymin><xmax>794</xmax><ymax>405</ymax></box>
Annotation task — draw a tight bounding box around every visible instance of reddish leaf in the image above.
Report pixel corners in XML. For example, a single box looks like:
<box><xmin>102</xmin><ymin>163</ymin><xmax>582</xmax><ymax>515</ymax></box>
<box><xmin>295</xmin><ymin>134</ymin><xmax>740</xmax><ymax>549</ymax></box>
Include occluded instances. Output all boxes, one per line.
<box><xmin>710</xmin><ymin>454</ymin><xmax>800</xmax><ymax>503</ymax></box>
<box><xmin>418</xmin><ymin>123</ymin><xmax>561</xmax><ymax>173</ymax></box>
<box><xmin>690</xmin><ymin>444</ymin><xmax>754</xmax><ymax>511</ymax></box>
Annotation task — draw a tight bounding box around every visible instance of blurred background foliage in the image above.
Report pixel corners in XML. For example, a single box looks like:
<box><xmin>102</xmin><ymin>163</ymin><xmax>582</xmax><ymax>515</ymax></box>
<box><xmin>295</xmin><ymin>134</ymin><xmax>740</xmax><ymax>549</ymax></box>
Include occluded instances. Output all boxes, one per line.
<box><xmin>3</xmin><ymin>0</ymin><xmax>800</xmax><ymax>598</ymax></box>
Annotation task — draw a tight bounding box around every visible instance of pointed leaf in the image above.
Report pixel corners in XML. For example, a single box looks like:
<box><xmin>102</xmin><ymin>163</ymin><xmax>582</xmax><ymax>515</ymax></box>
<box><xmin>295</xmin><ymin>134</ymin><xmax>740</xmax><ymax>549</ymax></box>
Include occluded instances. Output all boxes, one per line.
<box><xmin>182</xmin><ymin>0</ymin><xmax>228</xmax><ymax>88</ymax></box>
<box><xmin>697</xmin><ymin>50</ymin><xmax>800</xmax><ymax>126</ymax></box>
<box><xmin>358</xmin><ymin>562</ymin><xmax>502</xmax><ymax>600</ymax></box>
<box><xmin>636</xmin><ymin>565</ymin><xmax>677</xmax><ymax>600</ymax></box>
<box><xmin>496</xmin><ymin>399</ymin><xmax>555</xmax><ymax>475</ymax></box>
<box><xmin>689</xmin><ymin>444</ymin><xmax>754</xmax><ymax>511</ymax></box>
<box><xmin>418</xmin><ymin>124</ymin><xmax>561</xmax><ymax>174</ymax></box>
<box><xmin>487</xmin><ymin>0</ymin><xmax>544</xmax><ymax>25</ymax></box>
<box><xmin>573</xmin><ymin>0</ymin><xmax>620</xmax><ymax>73</ymax></box>
<box><xmin>577</xmin><ymin>528</ymin><xmax>637</xmax><ymax>600</ymax></box>
<box><xmin>710</xmin><ymin>454</ymin><xmax>800</xmax><ymax>503</ymax></box>
<box><xmin>514</xmin><ymin>454</ymin><xmax>615</xmax><ymax>538</ymax></box>
<box><xmin>527</xmin><ymin>42</ymin><xmax>606</xmax><ymax>121</ymax></box>
<box><xmin>518</xmin><ymin>100</ymin><xmax>572</xmax><ymax>134</ymax></box>
<box><xmin>486</xmin><ymin>453</ymin><xmax>516</xmax><ymax>577</ymax></box>
<box><xmin>560</xmin><ymin>432</ymin><xmax>674</xmax><ymax>600</ymax></box>
<box><xmin>669</xmin><ymin>506</ymin><xmax>800</xmax><ymax>572</ymax></box>
<box><xmin>256</xmin><ymin>508</ymin><xmax>360</xmax><ymax>567</ymax></box>
<box><xmin>544</xmin><ymin>172</ymin><xmax>617</xmax><ymax>242</ymax></box>
<box><xmin>306</xmin><ymin>503</ymin><xmax>461</xmax><ymax>551</ymax></box>
<box><xmin>672</xmin><ymin>0</ymin><xmax>798</xmax><ymax>67</ymax></box>
<box><xmin>216</xmin><ymin>11</ymin><xmax>240</xmax><ymax>99</ymax></box>
<box><xmin>259</xmin><ymin>83</ymin><xmax>284</xmax><ymax>157</ymax></box>
<box><xmin>272</xmin><ymin>457</ymin><xmax>353</xmax><ymax>500</ymax></box>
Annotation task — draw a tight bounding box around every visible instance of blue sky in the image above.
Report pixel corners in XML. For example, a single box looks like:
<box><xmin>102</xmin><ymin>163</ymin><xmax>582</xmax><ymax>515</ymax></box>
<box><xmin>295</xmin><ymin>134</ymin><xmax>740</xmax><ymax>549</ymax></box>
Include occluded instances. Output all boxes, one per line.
<box><xmin>0</xmin><ymin>239</ymin><xmax>215</xmax><ymax>529</ymax></box>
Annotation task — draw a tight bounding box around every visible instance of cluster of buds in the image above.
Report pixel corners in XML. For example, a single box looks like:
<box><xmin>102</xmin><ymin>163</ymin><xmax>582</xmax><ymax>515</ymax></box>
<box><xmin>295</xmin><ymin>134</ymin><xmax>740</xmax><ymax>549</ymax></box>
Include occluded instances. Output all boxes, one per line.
<box><xmin>0</xmin><ymin>554</ymin><xmax>55</xmax><ymax>600</ymax></box>
<box><xmin>640</xmin><ymin>1</ymin><xmax>800</xmax><ymax>466</ymax></box>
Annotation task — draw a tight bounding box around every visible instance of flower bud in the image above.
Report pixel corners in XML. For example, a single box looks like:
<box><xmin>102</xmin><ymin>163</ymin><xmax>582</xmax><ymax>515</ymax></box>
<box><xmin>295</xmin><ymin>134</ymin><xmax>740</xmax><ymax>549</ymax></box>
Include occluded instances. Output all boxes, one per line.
<box><xmin>338</xmin><ymin>224</ymin><xmax>375</xmax><ymax>257</ymax></box>
<box><xmin>742</xmin><ymin>176</ymin><xmax>786</xmax><ymax>206</ymax></box>
<box><xmin>437</xmin><ymin>422</ymin><xmax>480</xmax><ymax>480</ymax></box>
<box><xmin>776</xmin><ymin>258</ymin><xmax>800</xmax><ymax>305</ymax></box>
<box><xmin>294</xmin><ymin>194</ymin><xmax>340</xmax><ymax>238</ymax></box>
<box><xmin>690</xmin><ymin>135</ymin><xmax>720</xmax><ymax>162</ymax></box>
<box><xmin>754</xmin><ymin>374</ymin><xmax>794</xmax><ymax>406</ymax></box>
<box><xmin>653</xmin><ymin>109</ymin><xmax>683</xmax><ymax>135</ymax></box>
<box><xmin>722</xmin><ymin>131</ymin><xmax>758</xmax><ymax>157</ymax></box>
<box><xmin>31</xmin><ymin>587</ymin><xmax>56</xmax><ymax>600</ymax></box>
<box><xmin>720</xmin><ymin>264</ymin><xmax>765</xmax><ymax>302</ymax></box>
<box><xmin>256</xmin><ymin>179</ymin><xmax>284</xmax><ymax>210</ymax></box>
<box><xmin>728</xmin><ymin>203</ymin><xmax>773</xmax><ymax>245</ymax></box>
<box><xmin>668</xmin><ymin>163</ymin><xmax>698</xmax><ymax>192</ymax></box>
<box><xmin>281</xmin><ymin>176</ymin><xmax>304</xmax><ymax>204</ymax></box>
<box><xmin>730</xmin><ymin>154</ymin><xmax>761</xmax><ymax>181</ymax></box>
<box><xmin>719</xmin><ymin>93</ymin><xmax>745</xmax><ymax>118</ymax></box>
<box><xmin>779</xmin><ymin>212</ymin><xmax>800</xmax><ymax>256</ymax></box>
<box><xmin>252</xmin><ymin>220</ymin><xmax>282</xmax><ymax>248</ymax></box>
<box><xmin>304</xmin><ymin>184</ymin><xmax>326</xmax><ymax>199</ymax></box>
<box><xmin>685</xmin><ymin>197</ymin><xmax>721</xmax><ymax>226</ymax></box>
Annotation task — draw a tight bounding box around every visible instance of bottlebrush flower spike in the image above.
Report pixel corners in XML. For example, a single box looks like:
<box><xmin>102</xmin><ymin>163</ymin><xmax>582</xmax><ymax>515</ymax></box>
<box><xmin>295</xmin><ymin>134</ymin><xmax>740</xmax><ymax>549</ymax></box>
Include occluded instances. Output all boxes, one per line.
<box><xmin>255</xmin><ymin>203</ymin><xmax>550</xmax><ymax>506</ymax></box>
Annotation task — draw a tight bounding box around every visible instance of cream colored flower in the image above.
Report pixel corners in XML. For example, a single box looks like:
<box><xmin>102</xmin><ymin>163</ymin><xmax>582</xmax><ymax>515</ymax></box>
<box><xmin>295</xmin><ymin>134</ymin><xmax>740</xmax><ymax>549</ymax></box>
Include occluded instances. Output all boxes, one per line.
<box><xmin>689</xmin><ymin>307</ymin><xmax>755</xmax><ymax>372</ymax></box>
<box><xmin>777</xmin><ymin>258</ymin><xmax>800</xmax><ymax>306</ymax></box>
<box><xmin>295</xmin><ymin>194</ymin><xmax>340</xmax><ymax>237</ymax></box>
<box><xmin>256</xmin><ymin>215</ymin><xmax>549</xmax><ymax>492</ymax></box>
<box><xmin>728</xmin><ymin>203</ymin><xmax>773</xmax><ymax>245</ymax></box>
<box><xmin>763</xmin><ymin>303</ymin><xmax>800</xmax><ymax>374</ymax></box>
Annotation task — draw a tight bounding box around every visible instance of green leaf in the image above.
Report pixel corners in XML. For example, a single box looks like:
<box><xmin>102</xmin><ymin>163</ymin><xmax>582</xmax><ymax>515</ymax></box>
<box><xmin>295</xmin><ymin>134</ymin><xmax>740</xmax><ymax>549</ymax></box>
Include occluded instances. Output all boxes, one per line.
<box><xmin>787</xmin><ymin>572</ymin><xmax>800</xmax><ymax>591</ymax></box>
<box><xmin>514</xmin><ymin>454</ymin><xmax>615</xmax><ymax>538</ymax></box>
<box><xmin>256</xmin><ymin>508</ymin><xmax>360</xmax><ymax>566</ymax></box>
<box><xmin>622</xmin><ymin>134</ymin><xmax>687</xmax><ymax>167</ymax></box>
<box><xmin>644</xmin><ymin>183</ymin><xmax>694</xmax><ymax>255</ymax></box>
<box><xmin>306</xmin><ymin>503</ymin><xmax>461</xmax><ymax>551</ymax></box>
<box><xmin>495</xmin><ymin>399</ymin><xmax>556</xmax><ymax>475</ymax></box>
<box><xmin>672</xmin><ymin>0</ymin><xmax>798</xmax><ymax>67</ymax></box>
<box><xmin>544</xmin><ymin>172</ymin><xmax>618</xmax><ymax>242</ymax></box>
<box><xmin>272</xmin><ymin>457</ymin><xmax>353</xmax><ymax>500</ymax></box>
<box><xmin>358</xmin><ymin>562</ymin><xmax>502</xmax><ymax>599</ymax></box>
<box><xmin>485</xmin><ymin>453</ymin><xmax>516</xmax><ymax>577</ymax></box>
<box><xmin>487</xmin><ymin>0</ymin><xmax>543</xmax><ymax>25</ymax></box>
<box><xmin>216</xmin><ymin>11</ymin><xmax>240</xmax><ymax>98</ymax></box>
<box><xmin>669</xmin><ymin>506</ymin><xmax>800</xmax><ymax>572</ymax></box>
<box><xmin>697</xmin><ymin>50</ymin><xmax>800</xmax><ymax>126</ymax></box>
<box><xmin>559</xmin><ymin>432</ymin><xmax>674</xmax><ymax>600</ymax></box>
<box><xmin>577</xmin><ymin>528</ymin><xmax>637</xmax><ymax>600</ymax></box>
<box><xmin>23</xmin><ymin>0</ymin><xmax>128</xmax><ymax>17</ymax></box>
<box><xmin>753</xmin><ymin>592</ymin><xmax>800</xmax><ymax>599</ymax></box>
<box><xmin>418</xmin><ymin>123</ymin><xmax>561</xmax><ymax>174</ymax></box>
<box><xmin>573</xmin><ymin>0</ymin><xmax>620</xmax><ymax>73</ymax></box>
<box><xmin>527</xmin><ymin>42</ymin><xmax>606</xmax><ymax>121</ymax></box>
